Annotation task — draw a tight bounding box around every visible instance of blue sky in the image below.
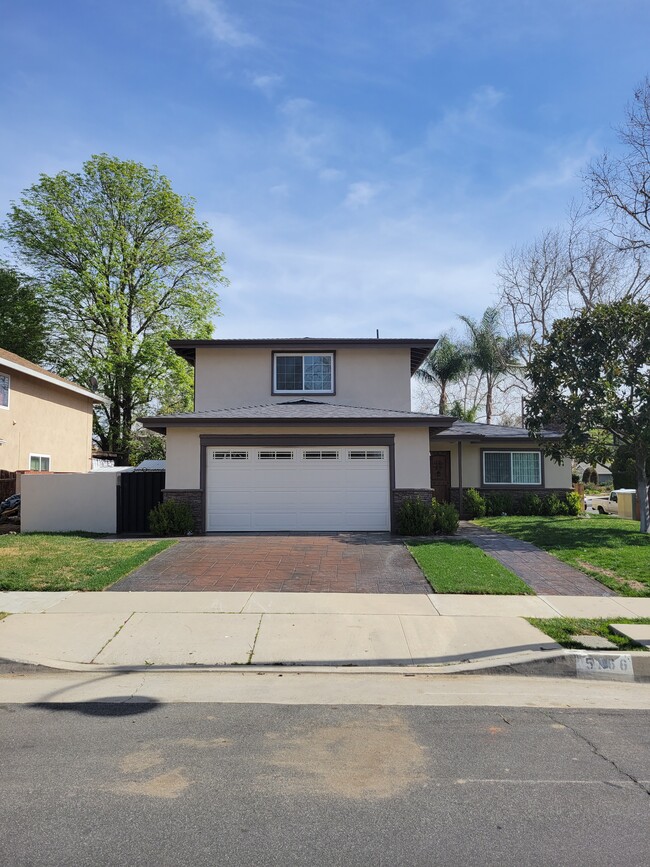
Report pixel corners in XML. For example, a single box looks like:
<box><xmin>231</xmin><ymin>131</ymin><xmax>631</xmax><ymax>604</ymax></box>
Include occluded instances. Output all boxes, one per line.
<box><xmin>1</xmin><ymin>0</ymin><xmax>649</xmax><ymax>339</ymax></box>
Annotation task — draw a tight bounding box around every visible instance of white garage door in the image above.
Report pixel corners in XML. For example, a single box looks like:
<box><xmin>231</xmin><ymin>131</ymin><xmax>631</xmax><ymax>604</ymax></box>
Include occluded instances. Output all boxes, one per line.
<box><xmin>206</xmin><ymin>446</ymin><xmax>390</xmax><ymax>531</ymax></box>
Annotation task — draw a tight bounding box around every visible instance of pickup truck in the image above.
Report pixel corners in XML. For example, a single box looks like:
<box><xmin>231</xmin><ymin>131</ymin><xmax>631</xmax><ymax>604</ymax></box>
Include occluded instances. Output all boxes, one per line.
<box><xmin>585</xmin><ymin>489</ymin><xmax>635</xmax><ymax>515</ymax></box>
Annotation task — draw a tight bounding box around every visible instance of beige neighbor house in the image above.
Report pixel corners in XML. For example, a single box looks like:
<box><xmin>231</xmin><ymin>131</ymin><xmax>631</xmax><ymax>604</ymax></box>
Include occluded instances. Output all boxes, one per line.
<box><xmin>0</xmin><ymin>347</ymin><xmax>104</xmax><ymax>476</ymax></box>
<box><xmin>140</xmin><ymin>338</ymin><xmax>572</xmax><ymax>534</ymax></box>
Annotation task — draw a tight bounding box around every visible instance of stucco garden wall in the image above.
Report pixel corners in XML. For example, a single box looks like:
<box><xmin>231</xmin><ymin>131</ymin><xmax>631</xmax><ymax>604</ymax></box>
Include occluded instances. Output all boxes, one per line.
<box><xmin>21</xmin><ymin>472</ymin><xmax>117</xmax><ymax>533</ymax></box>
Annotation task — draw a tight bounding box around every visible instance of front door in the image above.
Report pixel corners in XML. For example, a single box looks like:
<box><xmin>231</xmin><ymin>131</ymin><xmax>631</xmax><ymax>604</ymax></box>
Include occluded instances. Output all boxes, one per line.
<box><xmin>430</xmin><ymin>451</ymin><xmax>451</xmax><ymax>503</ymax></box>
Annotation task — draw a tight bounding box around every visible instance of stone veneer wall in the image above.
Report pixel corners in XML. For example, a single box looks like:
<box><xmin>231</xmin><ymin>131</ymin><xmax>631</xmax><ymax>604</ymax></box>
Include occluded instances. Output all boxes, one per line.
<box><xmin>163</xmin><ymin>489</ymin><xmax>204</xmax><ymax>534</ymax></box>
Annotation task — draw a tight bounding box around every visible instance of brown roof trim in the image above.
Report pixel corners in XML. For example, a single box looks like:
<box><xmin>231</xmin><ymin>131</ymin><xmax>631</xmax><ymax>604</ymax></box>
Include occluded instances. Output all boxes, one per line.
<box><xmin>0</xmin><ymin>347</ymin><xmax>108</xmax><ymax>403</ymax></box>
<box><xmin>140</xmin><ymin>415</ymin><xmax>454</xmax><ymax>435</ymax></box>
<box><xmin>169</xmin><ymin>338</ymin><xmax>437</xmax><ymax>376</ymax></box>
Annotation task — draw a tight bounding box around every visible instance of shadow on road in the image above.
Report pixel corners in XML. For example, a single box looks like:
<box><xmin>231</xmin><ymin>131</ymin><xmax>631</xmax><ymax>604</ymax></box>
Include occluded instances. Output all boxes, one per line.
<box><xmin>29</xmin><ymin>698</ymin><xmax>160</xmax><ymax>717</ymax></box>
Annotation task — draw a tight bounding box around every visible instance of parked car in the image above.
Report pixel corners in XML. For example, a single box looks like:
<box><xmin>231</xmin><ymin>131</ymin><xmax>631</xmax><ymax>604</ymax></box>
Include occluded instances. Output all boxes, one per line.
<box><xmin>585</xmin><ymin>489</ymin><xmax>635</xmax><ymax>515</ymax></box>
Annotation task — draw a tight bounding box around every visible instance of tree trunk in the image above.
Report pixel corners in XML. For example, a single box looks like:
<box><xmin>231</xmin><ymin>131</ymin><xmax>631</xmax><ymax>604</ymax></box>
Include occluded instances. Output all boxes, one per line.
<box><xmin>485</xmin><ymin>378</ymin><xmax>493</xmax><ymax>425</ymax></box>
<box><xmin>636</xmin><ymin>450</ymin><xmax>650</xmax><ymax>534</ymax></box>
<box><xmin>439</xmin><ymin>382</ymin><xmax>447</xmax><ymax>416</ymax></box>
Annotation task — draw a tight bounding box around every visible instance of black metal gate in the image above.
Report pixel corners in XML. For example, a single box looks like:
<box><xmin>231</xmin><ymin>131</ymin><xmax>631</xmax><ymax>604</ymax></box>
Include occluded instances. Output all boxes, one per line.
<box><xmin>116</xmin><ymin>471</ymin><xmax>165</xmax><ymax>534</ymax></box>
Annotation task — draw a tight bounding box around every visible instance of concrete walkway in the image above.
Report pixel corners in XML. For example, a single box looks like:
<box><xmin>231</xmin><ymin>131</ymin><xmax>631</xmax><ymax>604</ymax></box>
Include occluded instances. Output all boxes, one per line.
<box><xmin>459</xmin><ymin>523</ymin><xmax>615</xmax><ymax>596</ymax></box>
<box><xmin>2</xmin><ymin>591</ymin><xmax>649</xmax><ymax>670</ymax></box>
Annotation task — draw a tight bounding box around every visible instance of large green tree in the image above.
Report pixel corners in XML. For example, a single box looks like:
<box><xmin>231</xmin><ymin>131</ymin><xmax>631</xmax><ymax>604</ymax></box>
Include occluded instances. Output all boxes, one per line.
<box><xmin>1</xmin><ymin>154</ymin><xmax>227</xmax><ymax>463</ymax></box>
<box><xmin>0</xmin><ymin>265</ymin><xmax>47</xmax><ymax>363</ymax></box>
<box><xmin>526</xmin><ymin>301</ymin><xmax>650</xmax><ymax>533</ymax></box>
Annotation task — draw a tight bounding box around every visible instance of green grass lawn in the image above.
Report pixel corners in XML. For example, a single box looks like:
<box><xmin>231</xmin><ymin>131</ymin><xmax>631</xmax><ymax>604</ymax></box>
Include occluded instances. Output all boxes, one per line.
<box><xmin>528</xmin><ymin>617</ymin><xmax>650</xmax><ymax>651</ymax></box>
<box><xmin>475</xmin><ymin>515</ymin><xmax>650</xmax><ymax>596</ymax></box>
<box><xmin>407</xmin><ymin>538</ymin><xmax>534</xmax><ymax>594</ymax></box>
<box><xmin>0</xmin><ymin>534</ymin><xmax>175</xmax><ymax>591</ymax></box>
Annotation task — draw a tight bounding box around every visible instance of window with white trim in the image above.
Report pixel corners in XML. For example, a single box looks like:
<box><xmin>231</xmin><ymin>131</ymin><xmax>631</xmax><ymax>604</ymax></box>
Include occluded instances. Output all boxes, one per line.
<box><xmin>211</xmin><ymin>450</ymin><xmax>248</xmax><ymax>460</ymax></box>
<box><xmin>29</xmin><ymin>454</ymin><xmax>51</xmax><ymax>471</ymax></box>
<box><xmin>303</xmin><ymin>450</ymin><xmax>339</xmax><ymax>460</ymax></box>
<box><xmin>0</xmin><ymin>373</ymin><xmax>9</xmax><ymax>409</ymax></box>
<box><xmin>348</xmin><ymin>450</ymin><xmax>384</xmax><ymax>460</ymax></box>
<box><xmin>483</xmin><ymin>451</ymin><xmax>541</xmax><ymax>485</ymax></box>
<box><xmin>258</xmin><ymin>450</ymin><xmax>293</xmax><ymax>460</ymax></box>
<box><xmin>273</xmin><ymin>353</ymin><xmax>334</xmax><ymax>393</ymax></box>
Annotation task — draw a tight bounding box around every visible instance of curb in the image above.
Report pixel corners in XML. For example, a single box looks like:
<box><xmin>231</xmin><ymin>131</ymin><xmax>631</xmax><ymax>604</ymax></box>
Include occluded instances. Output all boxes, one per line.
<box><xmin>1</xmin><ymin>648</ymin><xmax>649</xmax><ymax>682</ymax></box>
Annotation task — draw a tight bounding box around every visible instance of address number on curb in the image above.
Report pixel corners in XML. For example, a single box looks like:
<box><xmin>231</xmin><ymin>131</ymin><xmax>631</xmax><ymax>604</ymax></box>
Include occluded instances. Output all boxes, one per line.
<box><xmin>576</xmin><ymin>654</ymin><xmax>634</xmax><ymax>678</ymax></box>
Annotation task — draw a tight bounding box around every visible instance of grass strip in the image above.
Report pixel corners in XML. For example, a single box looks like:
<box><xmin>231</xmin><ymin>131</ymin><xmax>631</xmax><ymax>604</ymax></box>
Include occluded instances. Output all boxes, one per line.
<box><xmin>528</xmin><ymin>617</ymin><xmax>650</xmax><ymax>651</ymax></box>
<box><xmin>407</xmin><ymin>538</ymin><xmax>534</xmax><ymax>595</ymax></box>
<box><xmin>0</xmin><ymin>534</ymin><xmax>175</xmax><ymax>591</ymax></box>
<box><xmin>475</xmin><ymin>515</ymin><xmax>650</xmax><ymax>596</ymax></box>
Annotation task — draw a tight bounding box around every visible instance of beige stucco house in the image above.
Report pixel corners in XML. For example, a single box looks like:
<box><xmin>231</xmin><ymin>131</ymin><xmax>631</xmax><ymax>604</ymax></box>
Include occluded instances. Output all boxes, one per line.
<box><xmin>0</xmin><ymin>347</ymin><xmax>104</xmax><ymax>475</ymax></box>
<box><xmin>140</xmin><ymin>338</ymin><xmax>572</xmax><ymax>533</ymax></box>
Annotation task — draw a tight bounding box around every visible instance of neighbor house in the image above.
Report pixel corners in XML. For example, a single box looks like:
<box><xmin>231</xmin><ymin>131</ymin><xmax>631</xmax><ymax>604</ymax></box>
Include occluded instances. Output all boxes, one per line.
<box><xmin>140</xmin><ymin>338</ymin><xmax>572</xmax><ymax>533</ymax></box>
<box><xmin>0</xmin><ymin>347</ymin><xmax>105</xmax><ymax>475</ymax></box>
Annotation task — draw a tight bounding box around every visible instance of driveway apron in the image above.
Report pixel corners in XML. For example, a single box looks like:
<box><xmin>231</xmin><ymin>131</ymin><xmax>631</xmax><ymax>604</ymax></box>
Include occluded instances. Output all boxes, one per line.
<box><xmin>109</xmin><ymin>533</ymin><xmax>430</xmax><ymax>593</ymax></box>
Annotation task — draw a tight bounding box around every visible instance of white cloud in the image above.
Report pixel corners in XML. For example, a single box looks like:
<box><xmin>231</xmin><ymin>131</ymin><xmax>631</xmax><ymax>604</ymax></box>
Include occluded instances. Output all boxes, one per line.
<box><xmin>427</xmin><ymin>84</ymin><xmax>505</xmax><ymax>144</ymax></box>
<box><xmin>251</xmin><ymin>73</ymin><xmax>283</xmax><ymax>96</ymax></box>
<box><xmin>178</xmin><ymin>0</ymin><xmax>258</xmax><ymax>48</ymax></box>
<box><xmin>319</xmin><ymin>167</ymin><xmax>345</xmax><ymax>182</ymax></box>
<box><xmin>344</xmin><ymin>181</ymin><xmax>380</xmax><ymax>209</ymax></box>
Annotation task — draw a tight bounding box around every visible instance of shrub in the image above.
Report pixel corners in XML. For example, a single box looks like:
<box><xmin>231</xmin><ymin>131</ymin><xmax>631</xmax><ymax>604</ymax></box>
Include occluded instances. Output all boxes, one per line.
<box><xmin>433</xmin><ymin>501</ymin><xmax>459</xmax><ymax>535</ymax></box>
<box><xmin>520</xmin><ymin>493</ymin><xmax>543</xmax><ymax>516</ymax></box>
<box><xmin>148</xmin><ymin>499</ymin><xmax>194</xmax><ymax>536</ymax></box>
<box><xmin>540</xmin><ymin>493</ymin><xmax>570</xmax><ymax>516</ymax></box>
<box><xmin>396</xmin><ymin>497</ymin><xmax>434</xmax><ymax>535</ymax></box>
<box><xmin>463</xmin><ymin>488</ymin><xmax>486</xmax><ymax>519</ymax></box>
<box><xmin>564</xmin><ymin>491</ymin><xmax>583</xmax><ymax>516</ymax></box>
<box><xmin>485</xmin><ymin>492</ymin><xmax>514</xmax><ymax>516</ymax></box>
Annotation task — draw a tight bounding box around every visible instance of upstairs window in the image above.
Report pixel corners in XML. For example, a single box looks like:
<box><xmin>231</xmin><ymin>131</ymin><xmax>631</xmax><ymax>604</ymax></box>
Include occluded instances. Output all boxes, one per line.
<box><xmin>483</xmin><ymin>451</ymin><xmax>541</xmax><ymax>485</ymax></box>
<box><xmin>0</xmin><ymin>373</ymin><xmax>9</xmax><ymax>408</ymax></box>
<box><xmin>273</xmin><ymin>353</ymin><xmax>334</xmax><ymax>394</ymax></box>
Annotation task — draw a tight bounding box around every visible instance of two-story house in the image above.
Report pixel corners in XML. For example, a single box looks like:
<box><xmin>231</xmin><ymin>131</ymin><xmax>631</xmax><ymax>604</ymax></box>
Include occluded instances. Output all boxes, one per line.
<box><xmin>140</xmin><ymin>338</ymin><xmax>572</xmax><ymax>533</ymax></box>
<box><xmin>0</xmin><ymin>347</ymin><xmax>105</xmax><ymax>476</ymax></box>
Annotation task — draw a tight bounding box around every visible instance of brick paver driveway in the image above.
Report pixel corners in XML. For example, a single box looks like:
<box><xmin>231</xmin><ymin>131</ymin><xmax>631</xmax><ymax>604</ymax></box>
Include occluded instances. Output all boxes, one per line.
<box><xmin>110</xmin><ymin>533</ymin><xmax>430</xmax><ymax>593</ymax></box>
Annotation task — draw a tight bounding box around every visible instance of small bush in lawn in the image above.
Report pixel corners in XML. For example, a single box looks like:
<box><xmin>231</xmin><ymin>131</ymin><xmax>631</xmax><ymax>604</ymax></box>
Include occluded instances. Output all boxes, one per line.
<box><xmin>433</xmin><ymin>501</ymin><xmax>459</xmax><ymax>535</ymax></box>
<box><xmin>463</xmin><ymin>488</ymin><xmax>486</xmax><ymax>518</ymax></box>
<box><xmin>485</xmin><ymin>492</ymin><xmax>514</xmax><ymax>516</ymax></box>
<box><xmin>148</xmin><ymin>499</ymin><xmax>195</xmax><ymax>536</ymax></box>
<box><xmin>520</xmin><ymin>493</ymin><xmax>543</xmax><ymax>516</ymax></box>
<box><xmin>564</xmin><ymin>491</ymin><xmax>583</xmax><ymax>516</ymax></box>
<box><xmin>396</xmin><ymin>497</ymin><xmax>434</xmax><ymax>535</ymax></box>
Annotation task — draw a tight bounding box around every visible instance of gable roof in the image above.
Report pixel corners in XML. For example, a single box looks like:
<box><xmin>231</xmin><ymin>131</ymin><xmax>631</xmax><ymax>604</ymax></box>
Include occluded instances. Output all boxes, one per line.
<box><xmin>432</xmin><ymin>420</ymin><xmax>562</xmax><ymax>441</ymax></box>
<box><xmin>140</xmin><ymin>399</ymin><xmax>455</xmax><ymax>434</ymax></box>
<box><xmin>169</xmin><ymin>338</ymin><xmax>436</xmax><ymax>375</ymax></box>
<box><xmin>0</xmin><ymin>347</ymin><xmax>107</xmax><ymax>403</ymax></box>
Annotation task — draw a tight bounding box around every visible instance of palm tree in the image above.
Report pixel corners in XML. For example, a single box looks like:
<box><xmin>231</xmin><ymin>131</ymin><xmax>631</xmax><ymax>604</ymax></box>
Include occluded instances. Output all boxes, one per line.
<box><xmin>458</xmin><ymin>307</ymin><xmax>521</xmax><ymax>424</ymax></box>
<box><xmin>415</xmin><ymin>335</ymin><xmax>469</xmax><ymax>415</ymax></box>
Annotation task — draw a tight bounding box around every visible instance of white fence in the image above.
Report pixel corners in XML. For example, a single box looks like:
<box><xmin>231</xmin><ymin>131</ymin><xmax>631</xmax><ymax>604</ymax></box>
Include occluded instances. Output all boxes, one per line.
<box><xmin>21</xmin><ymin>472</ymin><xmax>118</xmax><ymax>534</ymax></box>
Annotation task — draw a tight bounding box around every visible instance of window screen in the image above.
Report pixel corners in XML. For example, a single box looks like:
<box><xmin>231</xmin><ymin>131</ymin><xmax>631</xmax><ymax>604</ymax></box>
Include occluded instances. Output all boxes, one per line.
<box><xmin>274</xmin><ymin>353</ymin><xmax>333</xmax><ymax>392</ymax></box>
<box><xmin>484</xmin><ymin>451</ymin><xmax>541</xmax><ymax>485</ymax></box>
<box><xmin>0</xmin><ymin>374</ymin><xmax>9</xmax><ymax>408</ymax></box>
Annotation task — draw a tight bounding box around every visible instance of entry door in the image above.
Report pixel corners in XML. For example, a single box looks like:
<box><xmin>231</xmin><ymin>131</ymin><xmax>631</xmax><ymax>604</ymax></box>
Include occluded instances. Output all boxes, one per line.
<box><xmin>429</xmin><ymin>451</ymin><xmax>451</xmax><ymax>503</ymax></box>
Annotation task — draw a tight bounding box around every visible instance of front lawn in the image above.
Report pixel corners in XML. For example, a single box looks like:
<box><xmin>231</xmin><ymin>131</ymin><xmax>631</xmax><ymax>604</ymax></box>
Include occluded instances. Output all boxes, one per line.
<box><xmin>528</xmin><ymin>617</ymin><xmax>650</xmax><ymax>651</ymax></box>
<box><xmin>407</xmin><ymin>538</ymin><xmax>534</xmax><ymax>595</ymax></box>
<box><xmin>0</xmin><ymin>534</ymin><xmax>175</xmax><ymax>591</ymax></box>
<box><xmin>475</xmin><ymin>515</ymin><xmax>650</xmax><ymax>596</ymax></box>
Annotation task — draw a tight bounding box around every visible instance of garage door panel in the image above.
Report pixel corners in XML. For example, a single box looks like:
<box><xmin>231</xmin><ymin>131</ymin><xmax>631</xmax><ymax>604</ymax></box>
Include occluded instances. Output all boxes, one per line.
<box><xmin>206</xmin><ymin>445</ymin><xmax>390</xmax><ymax>531</ymax></box>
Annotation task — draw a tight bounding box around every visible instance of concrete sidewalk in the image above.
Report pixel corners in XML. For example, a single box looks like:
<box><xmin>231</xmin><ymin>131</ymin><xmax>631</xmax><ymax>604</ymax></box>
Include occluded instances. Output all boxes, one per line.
<box><xmin>1</xmin><ymin>591</ymin><xmax>649</xmax><ymax>671</ymax></box>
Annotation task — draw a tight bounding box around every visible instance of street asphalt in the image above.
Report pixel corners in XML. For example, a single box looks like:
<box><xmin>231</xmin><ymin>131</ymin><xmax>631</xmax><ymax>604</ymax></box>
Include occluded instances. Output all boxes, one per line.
<box><xmin>1</xmin><ymin>701</ymin><xmax>649</xmax><ymax>866</ymax></box>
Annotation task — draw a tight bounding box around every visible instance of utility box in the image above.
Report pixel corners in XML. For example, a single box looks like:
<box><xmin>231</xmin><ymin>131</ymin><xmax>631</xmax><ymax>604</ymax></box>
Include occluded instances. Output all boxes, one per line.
<box><xmin>617</xmin><ymin>491</ymin><xmax>636</xmax><ymax>519</ymax></box>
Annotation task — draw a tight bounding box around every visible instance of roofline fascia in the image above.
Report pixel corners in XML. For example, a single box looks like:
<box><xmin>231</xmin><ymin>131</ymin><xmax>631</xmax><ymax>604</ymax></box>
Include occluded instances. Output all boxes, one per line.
<box><xmin>0</xmin><ymin>357</ymin><xmax>109</xmax><ymax>404</ymax></box>
<box><xmin>140</xmin><ymin>415</ymin><xmax>455</xmax><ymax>433</ymax></box>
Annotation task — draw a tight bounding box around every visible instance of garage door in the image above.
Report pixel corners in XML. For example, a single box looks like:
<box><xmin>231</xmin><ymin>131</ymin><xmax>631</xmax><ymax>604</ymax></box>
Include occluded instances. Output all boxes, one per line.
<box><xmin>205</xmin><ymin>446</ymin><xmax>391</xmax><ymax>531</ymax></box>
